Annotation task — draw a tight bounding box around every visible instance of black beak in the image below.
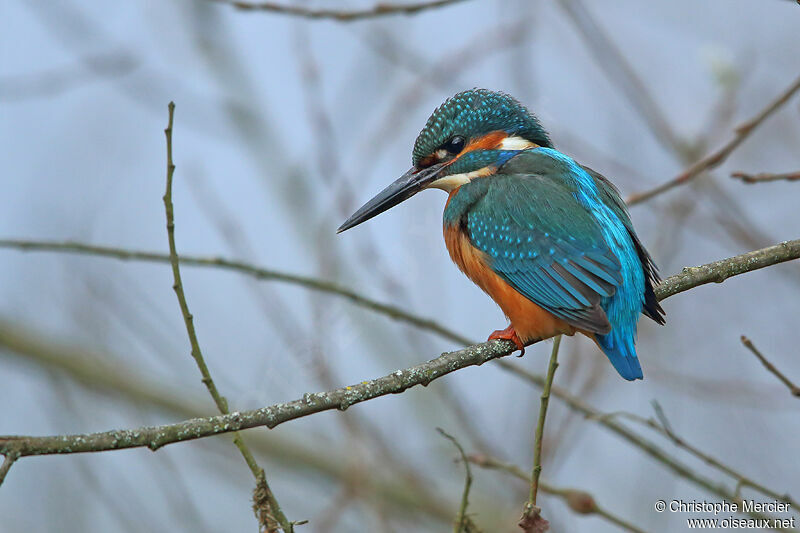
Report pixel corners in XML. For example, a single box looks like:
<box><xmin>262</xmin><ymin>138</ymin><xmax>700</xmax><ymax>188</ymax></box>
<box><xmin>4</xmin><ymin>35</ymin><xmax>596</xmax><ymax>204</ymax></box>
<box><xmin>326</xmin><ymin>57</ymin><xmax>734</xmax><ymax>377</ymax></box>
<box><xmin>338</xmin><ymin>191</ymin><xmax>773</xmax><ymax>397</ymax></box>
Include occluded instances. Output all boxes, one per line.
<box><xmin>337</xmin><ymin>163</ymin><xmax>446</xmax><ymax>233</ymax></box>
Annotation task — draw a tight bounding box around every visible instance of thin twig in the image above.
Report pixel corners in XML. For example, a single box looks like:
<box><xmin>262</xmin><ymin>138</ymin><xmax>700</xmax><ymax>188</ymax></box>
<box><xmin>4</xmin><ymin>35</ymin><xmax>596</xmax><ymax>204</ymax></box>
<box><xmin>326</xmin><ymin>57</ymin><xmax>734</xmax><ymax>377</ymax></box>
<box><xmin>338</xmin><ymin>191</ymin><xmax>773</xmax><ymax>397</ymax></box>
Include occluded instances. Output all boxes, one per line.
<box><xmin>519</xmin><ymin>336</ymin><xmax>561</xmax><ymax>531</ymax></box>
<box><xmin>560</xmin><ymin>0</ymin><xmax>774</xmax><ymax>258</ymax></box>
<box><xmin>650</xmin><ymin>400</ymin><xmax>796</xmax><ymax>506</ymax></box>
<box><xmin>584</xmin><ymin>404</ymin><xmax>798</xmax><ymax>509</ymax></box>
<box><xmin>0</xmin><ymin>52</ymin><xmax>138</xmax><ymax>102</ymax></box>
<box><xmin>0</xmin><ymin>320</ymin><xmax>457</xmax><ymax>523</ymax></box>
<box><xmin>356</xmin><ymin>17</ymin><xmax>531</xmax><ymax>176</ymax></box>
<box><xmin>161</xmin><ymin>102</ymin><xmax>292</xmax><ymax>533</ymax></box>
<box><xmin>741</xmin><ymin>336</ymin><xmax>800</xmax><ymax>397</ymax></box>
<box><xmin>436</xmin><ymin>428</ymin><xmax>479</xmax><ymax>533</ymax></box>
<box><xmin>1</xmin><ymin>241</ymin><xmax>798</xmax><ymax>526</ymax></box>
<box><xmin>0</xmin><ymin>452</ymin><xmax>19</xmax><ymax>485</ymax></box>
<box><xmin>650</xmin><ymin>400</ymin><xmax>676</xmax><ymax>439</ymax></box>
<box><xmin>496</xmin><ymin>364</ymin><xmax>795</xmax><ymax>529</ymax></box>
<box><xmin>469</xmin><ymin>454</ymin><xmax>646</xmax><ymax>533</ymax></box>
<box><xmin>627</xmin><ymin>74</ymin><xmax>800</xmax><ymax>205</ymax></box>
<box><xmin>652</xmin><ymin>239</ymin><xmax>800</xmax><ymax>298</ymax></box>
<box><xmin>557</xmin><ymin>0</ymin><xmax>685</xmax><ymax>155</ymax></box>
<box><xmin>0</xmin><ymin>338</ymin><xmax>524</xmax><ymax>457</ymax></box>
<box><xmin>0</xmin><ymin>238</ymin><xmax>798</xmax><ymax>351</ymax></box>
<box><xmin>292</xmin><ymin>24</ymin><xmax>483</xmax><ymax>492</ymax></box>
<box><xmin>211</xmin><ymin>0</ymin><xmax>470</xmax><ymax>20</ymax></box>
<box><xmin>528</xmin><ymin>336</ymin><xmax>561</xmax><ymax>508</ymax></box>
<box><xmin>0</xmin><ymin>238</ymin><xmax>469</xmax><ymax>345</ymax></box>
<box><xmin>731</xmin><ymin>171</ymin><xmax>800</xmax><ymax>184</ymax></box>
<box><xmin>1</xmin><ymin>236</ymin><xmax>799</xmax><ymax>512</ymax></box>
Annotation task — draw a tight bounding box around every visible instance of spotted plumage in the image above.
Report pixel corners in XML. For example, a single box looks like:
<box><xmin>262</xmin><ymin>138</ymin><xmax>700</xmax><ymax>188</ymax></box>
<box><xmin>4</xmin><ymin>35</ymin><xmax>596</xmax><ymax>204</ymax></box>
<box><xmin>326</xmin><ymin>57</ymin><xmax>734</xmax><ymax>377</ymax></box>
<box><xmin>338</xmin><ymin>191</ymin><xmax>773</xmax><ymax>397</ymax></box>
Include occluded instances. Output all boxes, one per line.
<box><xmin>339</xmin><ymin>89</ymin><xmax>665</xmax><ymax>381</ymax></box>
<box><xmin>412</xmin><ymin>89</ymin><xmax>552</xmax><ymax>166</ymax></box>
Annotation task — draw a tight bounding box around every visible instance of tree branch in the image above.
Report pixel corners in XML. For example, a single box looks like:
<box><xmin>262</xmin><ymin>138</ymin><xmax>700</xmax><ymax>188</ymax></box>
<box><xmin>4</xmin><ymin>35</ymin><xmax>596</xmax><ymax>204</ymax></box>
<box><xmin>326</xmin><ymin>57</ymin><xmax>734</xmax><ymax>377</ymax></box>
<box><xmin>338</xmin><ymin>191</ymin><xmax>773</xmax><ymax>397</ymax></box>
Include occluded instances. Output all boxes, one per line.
<box><xmin>1</xmin><ymin>240</ymin><xmax>797</xmax><ymax>458</ymax></box>
<box><xmin>741</xmin><ymin>336</ymin><xmax>800</xmax><ymax>397</ymax></box>
<box><xmin>162</xmin><ymin>102</ymin><xmax>291</xmax><ymax>532</ymax></box>
<box><xmin>557</xmin><ymin>0</ymin><xmax>685</xmax><ymax>155</ymax></box>
<box><xmin>0</xmin><ymin>238</ymin><xmax>798</xmax><ymax>352</ymax></box>
<box><xmin>731</xmin><ymin>171</ymin><xmax>800</xmax><ymax>184</ymax></box>
<box><xmin>0</xmin><ymin>238</ymin><xmax>468</xmax><ymax>346</ymax></box>
<box><xmin>209</xmin><ymin>0</ymin><xmax>470</xmax><ymax>21</ymax></box>
<box><xmin>653</xmin><ymin>239</ymin><xmax>800</xmax><ymax>298</ymax></box>
<box><xmin>522</xmin><ymin>335</ymin><xmax>561</xmax><ymax>528</ymax></box>
<box><xmin>0</xmin><ymin>320</ymin><xmax>457</xmax><ymax>523</ymax></box>
<box><xmin>2</xmin><ymin>241</ymin><xmax>798</xmax><ymax>526</ymax></box>
<box><xmin>497</xmin><ymin>365</ymin><xmax>796</xmax><ymax>528</ymax></box>
<box><xmin>626</xmin><ymin>74</ymin><xmax>800</xmax><ymax>205</ymax></box>
<box><xmin>0</xmin><ymin>338</ymin><xmax>519</xmax><ymax>458</ymax></box>
<box><xmin>436</xmin><ymin>428</ymin><xmax>479</xmax><ymax>533</ymax></box>
<box><xmin>469</xmin><ymin>454</ymin><xmax>646</xmax><ymax>533</ymax></box>
<box><xmin>644</xmin><ymin>400</ymin><xmax>798</xmax><ymax>507</ymax></box>
<box><xmin>0</xmin><ymin>452</ymin><xmax>18</xmax><ymax>485</ymax></box>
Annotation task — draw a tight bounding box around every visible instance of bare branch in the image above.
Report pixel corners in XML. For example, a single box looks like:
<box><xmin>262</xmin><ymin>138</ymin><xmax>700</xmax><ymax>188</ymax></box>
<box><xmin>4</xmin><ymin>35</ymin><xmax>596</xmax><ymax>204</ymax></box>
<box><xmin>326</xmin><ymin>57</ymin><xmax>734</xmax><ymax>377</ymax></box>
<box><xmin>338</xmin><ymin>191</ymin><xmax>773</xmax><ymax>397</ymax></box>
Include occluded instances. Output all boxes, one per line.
<box><xmin>741</xmin><ymin>336</ymin><xmax>800</xmax><ymax>397</ymax></box>
<box><xmin>0</xmin><ymin>238</ymin><xmax>471</xmax><ymax>345</ymax></box>
<box><xmin>0</xmin><ymin>52</ymin><xmax>138</xmax><ymax>102</ymax></box>
<box><xmin>731</xmin><ymin>171</ymin><xmax>800</xmax><ymax>184</ymax></box>
<box><xmin>653</xmin><ymin>239</ymin><xmax>800</xmax><ymax>298</ymax></box>
<box><xmin>556</xmin><ymin>0</ymin><xmax>778</xmax><ymax>260</ymax></box>
<box><xmin>1</xmin><ymin>241</ymin><xmax>798</xmax><ymax>499</ymax></box>
<box><xmin>627</xmin><ymin>74</ymin><xmax>800</xmax><ymax>205</ymax></box>
<box><xmin>557</xmin><ymin>0</ymin><xmax>685</xmax><ymax>155</ymax></box>
<box><xmin>0</xmin><ymin>320</ymin><xmax>457</xmax><ymax>524</ymax></box>
<box><xmin>523</xmin><ymin>336</ymin><xmax>561</xmax><ymax>524</ymax></box>
<box><xmin>2</xmin><ymin>240</ymin><xmax>798</xmax><ymax>525</ymax></box>
<box><xmin>210</xmin><ymin>0</ymin><xmax>470</xmax><ymax>21</ymax></box>
<box><xmin>0</xmin><ymin>238</ymin><xmax>798</xmax><ymax>351</ymax></box>
<box><xmin>161</xmin><ymin>103</ymin><xmax>292</xmax><ymax>532</ymax></box>
<box><xmin>469</xmin><ymin>454</ymin><xmax>646</xmax><ymax>533</ymax></box>
<box><xmin>495</xmin><ymin>365</ymin><xmax>795</xmax><ymax>527</ymax></box>
<box><xmin>0</xmin><ymin>452</ymin><xmax>18</xmax><ymax>485</ymax></box>
<box><xmin>0</xmin><ymin>339</ymin><xmax>523</xmax><ymax>457</ymax></box>
<box><xmin>436</xmin><ymin>428</ymin><xmax>479</xmax><ymax>533</ymax></box>
<box><xmin>639</xmin><ymin>400</ymin><xmax>798</xmax><ymax>507</ymax></box>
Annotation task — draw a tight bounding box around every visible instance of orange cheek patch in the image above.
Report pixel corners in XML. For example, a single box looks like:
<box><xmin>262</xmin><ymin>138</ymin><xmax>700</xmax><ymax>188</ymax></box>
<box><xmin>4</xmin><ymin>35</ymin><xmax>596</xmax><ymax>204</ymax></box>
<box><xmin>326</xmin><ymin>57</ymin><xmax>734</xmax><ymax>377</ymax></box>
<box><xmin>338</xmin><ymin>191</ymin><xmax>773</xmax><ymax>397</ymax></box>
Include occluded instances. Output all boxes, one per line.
<box><xmin>442</xmin><ymin>130</ymin><xmax>508</xmax><ymax>172</ymax></box>
<box><xmin>462</xmin><ymin>130</ymin><xmax>507</xmax><ymax>153</ymax></box>
<box><xmin>419</xmin><ymin>131</ymin><xmax>508</xmax><ymax>169</ymax></box>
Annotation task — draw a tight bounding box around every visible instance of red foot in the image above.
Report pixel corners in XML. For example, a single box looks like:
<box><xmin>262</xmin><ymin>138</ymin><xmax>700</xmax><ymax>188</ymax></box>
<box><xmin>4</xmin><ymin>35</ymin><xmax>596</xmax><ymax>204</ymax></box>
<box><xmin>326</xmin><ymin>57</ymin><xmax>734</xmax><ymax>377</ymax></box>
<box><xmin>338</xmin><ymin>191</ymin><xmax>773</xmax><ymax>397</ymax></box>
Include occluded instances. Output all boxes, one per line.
<box><xmin>488</xmin><ymin>325</ymin><xmax>525</xmax><ymax>356</ymax></box>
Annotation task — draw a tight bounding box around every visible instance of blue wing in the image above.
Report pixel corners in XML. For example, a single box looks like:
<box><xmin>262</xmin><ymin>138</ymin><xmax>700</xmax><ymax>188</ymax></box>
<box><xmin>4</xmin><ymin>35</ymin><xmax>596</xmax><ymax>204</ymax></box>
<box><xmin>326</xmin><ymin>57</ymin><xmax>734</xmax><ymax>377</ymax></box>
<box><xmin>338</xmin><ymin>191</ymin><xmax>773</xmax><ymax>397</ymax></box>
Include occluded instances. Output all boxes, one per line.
<box><xmin>582</xmin><ymin>165</ymin><xmax>665</xmax><ymax>325</ymax></box>
<box><xmin>465</xmin><ymin>173</ymin><xmax>622</xmax><ymax>335</ymax></box>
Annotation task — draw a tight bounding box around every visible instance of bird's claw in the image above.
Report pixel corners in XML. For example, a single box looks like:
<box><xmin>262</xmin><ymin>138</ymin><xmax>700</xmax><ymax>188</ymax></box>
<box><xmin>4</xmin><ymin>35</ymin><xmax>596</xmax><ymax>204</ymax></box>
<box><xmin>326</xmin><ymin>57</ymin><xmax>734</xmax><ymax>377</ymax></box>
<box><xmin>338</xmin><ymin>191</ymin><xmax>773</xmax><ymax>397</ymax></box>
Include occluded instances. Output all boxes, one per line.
<box><xmin>488</xmin><ymin>326</ymin><xmax>525</xmax><ymax>356</ymax></box>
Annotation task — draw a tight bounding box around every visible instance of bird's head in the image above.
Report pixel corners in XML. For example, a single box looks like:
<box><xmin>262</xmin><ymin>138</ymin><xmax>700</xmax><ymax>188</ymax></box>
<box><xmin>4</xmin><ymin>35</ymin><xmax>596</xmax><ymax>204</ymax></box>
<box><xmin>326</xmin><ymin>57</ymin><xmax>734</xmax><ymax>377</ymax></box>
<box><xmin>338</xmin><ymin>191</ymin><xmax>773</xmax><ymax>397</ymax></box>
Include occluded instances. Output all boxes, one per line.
<box><xmin>338</xmin><ymin>89</ymin><xmax>551</xmax><ymax>233</ymax></box>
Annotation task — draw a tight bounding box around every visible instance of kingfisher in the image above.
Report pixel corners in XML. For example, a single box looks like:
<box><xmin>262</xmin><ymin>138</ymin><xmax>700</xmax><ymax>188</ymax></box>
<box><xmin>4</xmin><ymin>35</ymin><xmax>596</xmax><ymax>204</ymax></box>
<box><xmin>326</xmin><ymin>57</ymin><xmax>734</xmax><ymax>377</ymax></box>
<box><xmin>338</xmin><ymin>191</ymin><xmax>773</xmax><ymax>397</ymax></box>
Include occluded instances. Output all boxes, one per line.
<box><xmin>338</xmin><ymin>89</ymin><xmax>665</xmax><ymax>380</ymax></box>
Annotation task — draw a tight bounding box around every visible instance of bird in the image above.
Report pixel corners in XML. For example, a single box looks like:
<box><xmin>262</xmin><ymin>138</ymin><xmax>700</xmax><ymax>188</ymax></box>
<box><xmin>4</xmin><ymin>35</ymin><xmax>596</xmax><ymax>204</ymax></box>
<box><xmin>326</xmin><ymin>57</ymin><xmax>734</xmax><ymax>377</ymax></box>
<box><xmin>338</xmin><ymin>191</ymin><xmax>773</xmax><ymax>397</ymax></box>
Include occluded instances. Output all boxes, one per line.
<box><xmin>337</xmin><ymin>89</ymin><xmax>665</xmax><ymax>381</ymax></box>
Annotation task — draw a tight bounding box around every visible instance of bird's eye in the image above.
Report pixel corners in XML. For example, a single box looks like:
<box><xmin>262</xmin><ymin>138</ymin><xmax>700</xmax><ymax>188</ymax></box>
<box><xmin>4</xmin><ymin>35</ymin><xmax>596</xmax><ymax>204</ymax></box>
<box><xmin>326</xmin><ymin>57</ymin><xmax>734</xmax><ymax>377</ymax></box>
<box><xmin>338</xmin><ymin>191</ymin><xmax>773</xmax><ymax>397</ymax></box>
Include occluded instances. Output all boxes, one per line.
<box><xmin>443</xmin><ymin>135</ymin><xmax>466</xmax><ymax>154</ymax></box>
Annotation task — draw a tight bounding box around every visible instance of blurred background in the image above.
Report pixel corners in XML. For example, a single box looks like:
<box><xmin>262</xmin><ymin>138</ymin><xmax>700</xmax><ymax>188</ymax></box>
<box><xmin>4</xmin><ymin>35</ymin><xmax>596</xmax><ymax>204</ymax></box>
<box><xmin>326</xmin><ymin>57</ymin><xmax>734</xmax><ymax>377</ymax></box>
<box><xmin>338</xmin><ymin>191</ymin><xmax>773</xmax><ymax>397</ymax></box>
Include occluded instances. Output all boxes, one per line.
<box><xmin>1</xmin><ymin>0</ymin><xmax>799</xmax><ymax>531</ymax></box>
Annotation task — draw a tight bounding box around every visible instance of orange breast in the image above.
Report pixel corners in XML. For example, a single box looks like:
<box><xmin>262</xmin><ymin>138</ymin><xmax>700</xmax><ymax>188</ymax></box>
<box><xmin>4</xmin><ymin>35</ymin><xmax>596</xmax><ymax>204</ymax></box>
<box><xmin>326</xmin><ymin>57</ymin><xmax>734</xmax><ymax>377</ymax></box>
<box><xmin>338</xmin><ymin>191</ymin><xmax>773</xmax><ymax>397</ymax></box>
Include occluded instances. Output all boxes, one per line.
<box><xmin>443</xmin><ymin>221</ymin><xmax>576</xmax><ymax>344</ymax></box>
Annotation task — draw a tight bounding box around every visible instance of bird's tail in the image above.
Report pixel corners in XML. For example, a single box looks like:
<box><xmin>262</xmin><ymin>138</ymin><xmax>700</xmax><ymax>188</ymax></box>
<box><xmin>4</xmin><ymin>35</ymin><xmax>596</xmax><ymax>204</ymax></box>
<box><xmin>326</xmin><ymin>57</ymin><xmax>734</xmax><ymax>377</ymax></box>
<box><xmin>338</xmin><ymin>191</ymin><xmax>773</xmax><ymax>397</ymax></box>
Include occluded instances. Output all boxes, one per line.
<box><xmin>596</xmin><ymin>331</ymin><xmax>643</xmax><ymax>381</ymax></box>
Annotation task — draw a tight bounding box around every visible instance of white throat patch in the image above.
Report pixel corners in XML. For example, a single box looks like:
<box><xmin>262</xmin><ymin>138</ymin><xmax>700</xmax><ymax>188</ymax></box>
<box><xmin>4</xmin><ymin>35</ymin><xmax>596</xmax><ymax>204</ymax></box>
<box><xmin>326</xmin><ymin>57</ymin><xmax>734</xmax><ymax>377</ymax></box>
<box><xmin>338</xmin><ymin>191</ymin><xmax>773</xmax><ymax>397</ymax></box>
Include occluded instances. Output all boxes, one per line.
<box><xmin>427</xmin><ymin>135</ymin><xmax>536</xmax><ymax>192</ymax></box>
<box><xmin>497</xmin><ymin>135</ymin><xmax>538</xmax><ymax>151</ymax></box>
<box><xmin>429</xmin><ymin>166</ymin><xmax>495</xmax><ymax>192</ymax></box>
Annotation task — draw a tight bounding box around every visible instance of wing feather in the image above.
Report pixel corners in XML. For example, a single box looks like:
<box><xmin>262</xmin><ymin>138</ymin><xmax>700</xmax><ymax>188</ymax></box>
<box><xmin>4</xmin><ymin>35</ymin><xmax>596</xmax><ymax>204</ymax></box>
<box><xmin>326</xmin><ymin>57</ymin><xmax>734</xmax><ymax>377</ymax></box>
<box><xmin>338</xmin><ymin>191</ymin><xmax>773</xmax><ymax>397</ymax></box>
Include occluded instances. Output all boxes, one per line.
<box><xmin>465</xmin><ymin>174</ymin><xmax>621</xmax><ymax>334</ymax></box>
<box><xmin>582</xmin><ymin>165</ymin><xmax>666</xmax><ymax>325</ymax></box>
